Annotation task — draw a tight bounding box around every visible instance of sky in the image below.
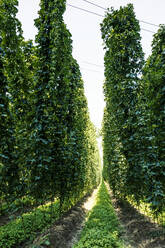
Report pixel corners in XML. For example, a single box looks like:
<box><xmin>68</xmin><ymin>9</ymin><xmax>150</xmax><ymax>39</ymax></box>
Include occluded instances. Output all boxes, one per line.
<box><xmin>17</xmin><ymin>0</ymin><xmax>165</xmax><ymax>129</ymax></box>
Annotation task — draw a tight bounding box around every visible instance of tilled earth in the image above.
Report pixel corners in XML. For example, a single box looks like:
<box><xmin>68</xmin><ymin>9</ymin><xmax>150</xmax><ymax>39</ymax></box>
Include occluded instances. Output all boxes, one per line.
<box><xmin>29</xmin><ymin>188</ymin><xmax>98</xmax><ymax>248</ymax></box>
<box><xmin>106</xmin><ymin>184</ymin><xmax>165</xmax><ymax>248</ymax></box>
<box><xmin>27</xmin><ymin>184</ymin><xmax>165</xmax><ymax>248</ymax></box>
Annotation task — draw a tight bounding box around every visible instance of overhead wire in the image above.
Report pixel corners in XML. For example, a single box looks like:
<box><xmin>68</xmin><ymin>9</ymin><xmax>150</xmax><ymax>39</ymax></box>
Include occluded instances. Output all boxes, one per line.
<box><xmin>141</xmin><ymin>28</ymin><xmax>156</xmax><ymax>34</ymax></box>
<box><xmin>139</xmin><ymin>20</ymin><xmax>159</xmax><ymax>28</ymax></box>
<box><xmin>67</xmin><ymin>1</ymin><xmax>157</xmax><ymax>72</ymax></box>
<box><xmin>80</xmin><ymin>67</ymin><xmax>103</xmax><ymax>73</ymax></box>
<box><xmin>80</xmin><ymin>60</ymin><xmax>104</xmax><ymax>68</ymax></box>
<box><xmin>78</xmin><ymin>60</ymin><xmax>104</xmax><ymax>73</ymax></box>
<box><xmin>67</xmin><ymin>3</ymin><xmax>156</xmax><ymax>34</ymax></box>
<box><xmin>78</xmin><ymin>0</ymin><xmax>106</xmax><ymax>10</ymax></box>
<box><xmin>67</xmin><ymin>3</ymin><xmax>103</xmax><ymax>17</ymax></box>
<box><xmin>78</xmin><ymin>0</ymin><xmax>159</xmax><ymax>28</ymax></box>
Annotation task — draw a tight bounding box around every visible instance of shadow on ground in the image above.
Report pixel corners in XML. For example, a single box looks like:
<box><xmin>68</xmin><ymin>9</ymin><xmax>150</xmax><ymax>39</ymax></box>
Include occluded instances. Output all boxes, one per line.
<box><xmin>27</xmin><ymin>185</ymin><xmax>165</xmax><ymax>248</ymax></box>
<box><xmin>28</xmin><ymin>192</ymin><xmax>94</xmax><ymax>248</ymax></box>
<box><xmin>110</xmin><ymin>191</ymin><xmax>165</xmax><ymax>248</ymax></box>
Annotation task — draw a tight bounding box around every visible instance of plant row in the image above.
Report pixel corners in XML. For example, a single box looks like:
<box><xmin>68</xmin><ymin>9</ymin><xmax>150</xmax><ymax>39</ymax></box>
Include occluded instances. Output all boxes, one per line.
<box><xmin>0</xmin><ymin>0</ymin><xmax>101</xmax><ymax>217</ymax></box>
<box><xmin>101</xmin><ymin>4</ymin><xmax>165</xmax><ymax>217</ymax></box>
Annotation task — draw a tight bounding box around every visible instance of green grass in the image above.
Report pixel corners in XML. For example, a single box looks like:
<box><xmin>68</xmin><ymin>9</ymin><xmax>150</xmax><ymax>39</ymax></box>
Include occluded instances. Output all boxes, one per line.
<box><xmin>0</xmin><ymin>200</ymin><xmax>60</xmax><ymax>248</ymax></box>
<box><xmin>0</xmin><ymin>190</ymin><xmax>91</xmax><ymax>248</ymax></box>
<box><xmin>74</xmin><ymin>182</ymin><xmax>125</xmax><ymax>248</ymax></box>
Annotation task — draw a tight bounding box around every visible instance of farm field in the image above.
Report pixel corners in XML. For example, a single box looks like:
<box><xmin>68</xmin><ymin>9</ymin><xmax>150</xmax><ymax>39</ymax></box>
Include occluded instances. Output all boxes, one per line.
<box><xmin>0</xmin><ymin>0</ymin><xmax>164</xmax><ymax>247</ymax></box>
<box><xmin>0</xmin><ymin>182</ymin><xmax>164</xmax><ymax>247</ymax></box>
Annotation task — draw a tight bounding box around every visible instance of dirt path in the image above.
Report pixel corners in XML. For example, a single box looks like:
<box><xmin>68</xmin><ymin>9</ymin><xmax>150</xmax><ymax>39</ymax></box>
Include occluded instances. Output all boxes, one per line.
<box><xmin>105</xmin><ymin>183</ymin><xmax>165</xmax><ymax>248</ymax></box>
<box><xmin>28</xmin><ymin>183</ymin><xmax>164</xmax><ymax>248</ymax></box>
<box><xmin>28</xmin><ymin>187</ymin><xmax>98</xmax><ymax>248</ymax></box>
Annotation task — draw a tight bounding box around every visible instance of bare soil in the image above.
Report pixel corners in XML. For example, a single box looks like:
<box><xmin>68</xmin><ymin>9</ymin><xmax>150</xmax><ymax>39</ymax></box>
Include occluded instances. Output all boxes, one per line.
<box><xmin>24</xmin><ymin>183</ymin><xmax>165</xmax><ymax>248</ymax></box>
<box><xmin>105</xmin><ymin>183</ymin><xmax>165</xmax><ymax>248</ymax></box>
<box><xmin>28</xmin><ymin>188</ymin><xmax>98</xmax><ymax>248</ymax></box>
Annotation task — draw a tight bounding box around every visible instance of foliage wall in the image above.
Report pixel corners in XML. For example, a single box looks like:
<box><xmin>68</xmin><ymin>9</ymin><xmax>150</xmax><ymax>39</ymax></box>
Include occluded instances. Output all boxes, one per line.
<box><xmin>0</xmin><ymin>0</ymin><xmax>101</xmax><ymax>209</ymax></box>
<box><xmin>101</xmin><ymin>4</ymin><xmax>165</xmax><ymax>216</ymax></box>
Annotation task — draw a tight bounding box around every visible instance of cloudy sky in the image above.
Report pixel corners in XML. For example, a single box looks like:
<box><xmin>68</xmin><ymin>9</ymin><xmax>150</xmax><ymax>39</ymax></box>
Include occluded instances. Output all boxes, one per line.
<box><xmin>17</xmin><ymin>0</ymin><xmax>164</xmax><ymax>129</ymax></box>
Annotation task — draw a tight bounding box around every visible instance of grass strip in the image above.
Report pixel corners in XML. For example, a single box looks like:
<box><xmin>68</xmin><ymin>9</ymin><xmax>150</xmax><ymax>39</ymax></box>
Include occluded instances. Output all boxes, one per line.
<box><xmin>0</xmin><ymin>200</ymin><xmax>60</xmax><ymax>248</ymax></box>
<box><xmin>74</xmin><ymin>181</ymin><xmax>125</xmax><ymax>248</ymax></box>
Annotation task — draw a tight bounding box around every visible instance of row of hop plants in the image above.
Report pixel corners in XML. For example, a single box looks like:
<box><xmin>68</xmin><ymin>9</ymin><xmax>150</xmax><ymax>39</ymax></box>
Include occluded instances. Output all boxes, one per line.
<box><xmin>0</xmin><ymin>0</ymin><xmax>101</xmax><ymax>216</ymax></box>
<box><xmin>101</xmin><ymin>4</ymin><xmax>165</xmax><ymax>221</ymax></box>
